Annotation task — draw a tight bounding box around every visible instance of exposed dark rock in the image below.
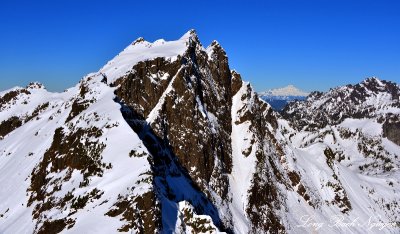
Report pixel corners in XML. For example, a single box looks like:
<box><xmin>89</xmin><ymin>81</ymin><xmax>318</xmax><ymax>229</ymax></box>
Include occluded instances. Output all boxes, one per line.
<box><xmin>178</xmin><ymin>201</ymin><xmax>218</xmax><ymax>233</ymax></box>
<box><xmin>106</xmin><ymin>191</ymin><xmax>160</xmax><ymax>233</ymax></box>
<box><xmin>115</xmin><ymin>36</ymin><xmax>233</xmax><ymax>203</ymax></box>
<box><xmin>114</xmin><ymin>57</ymin><xmax>181</xmax><ymax>117</ymax></box>
<box><xmin>247</xmin><ymin>164</ymin><xmax>285</xmax><ymax>233</ymax></box>
<box><xmin>231</xmin><ymin>71</ymin><xmax>243</xmax><ymax>96</ymax></box>
<box><xmin>323</xmin><ymin>148</ymin><xmax>352</xmax><ymax>213</ymax></box>
<box><xmin>0</xmin><ymin>116</ymin><xmax>22</xmax><ymax>138</ymax></box>
<box><xmin>26</xmin><ymin>82</ymin><xmax>45</xmax><ymax>90</ymax></box>
<box><xmin>383</xmin><ymin>121</ymin><xmax>400</xmax><ymax>146</ymax></box>
<box><xmin>0</xmin><ymin>88</ymin><xmax>30</xmax><ymax>110</ymax></box>
<box><xmin>28</xmin><ymin>126</ymin><xmax>106</xmax><ymax>233</ymax></box>
<box><xmin>233</xmin><ymin>82</ymin><xmax>287</xmax><ymax>232</ymax></box>
<box><xmin>66</xmin><ymin>100</ymin><xmax>89</xmax><ymax>122</ymax></box>
<box><xmin>118</xmin><ymin>101</ymin><xmax>228</xmax><ymax>232</ymax></box>
<box><xmin>66</xmin><ymin>82</ymin><xmax>93</xmax><ymax>122</ymax></box>
<box><xmin>37</xmin><ymin>218</ymin><xmax>75</xmax><ymax>234</ymax></box>
<box><xmin>26</xmin><ymin>102</ymin><xmax>50</xmax><ymax>122</ymax></box>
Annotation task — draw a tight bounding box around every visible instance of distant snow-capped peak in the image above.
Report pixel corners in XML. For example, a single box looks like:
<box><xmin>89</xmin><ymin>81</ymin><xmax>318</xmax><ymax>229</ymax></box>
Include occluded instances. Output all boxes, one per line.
<box><xmin>259</xmin><ymin>85</ymin><xmax>309</xmax><ymax>97</ymax></box>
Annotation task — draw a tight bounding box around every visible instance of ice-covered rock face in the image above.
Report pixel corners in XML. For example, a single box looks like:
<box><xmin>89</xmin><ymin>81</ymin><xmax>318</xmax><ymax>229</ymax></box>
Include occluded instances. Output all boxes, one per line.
<box><xmin>1</xmin><ymin>31</ymin><xmax>400</xmax><ymax>234</ymax></box>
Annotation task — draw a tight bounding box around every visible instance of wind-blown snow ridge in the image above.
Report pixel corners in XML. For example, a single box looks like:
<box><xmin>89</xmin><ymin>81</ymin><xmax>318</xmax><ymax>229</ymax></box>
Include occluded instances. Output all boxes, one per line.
<box><xmin>100</xmin><ymin>29</ymin><xmax>198</xmax><ymax>84</ymax></box>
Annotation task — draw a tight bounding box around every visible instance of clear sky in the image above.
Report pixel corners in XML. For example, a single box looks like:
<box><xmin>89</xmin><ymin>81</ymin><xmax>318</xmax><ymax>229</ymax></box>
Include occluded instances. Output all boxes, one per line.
<box><xmin>0</xmin><ymin>0</ymin><xmax>399</xmax><ymax>92</ymax></box>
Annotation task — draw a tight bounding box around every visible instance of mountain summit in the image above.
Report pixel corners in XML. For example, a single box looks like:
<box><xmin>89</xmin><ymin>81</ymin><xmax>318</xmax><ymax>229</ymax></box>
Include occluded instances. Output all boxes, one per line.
<box><xmin>0</xmin><ymin>31</ymin><xmax>399</xmax><ymax>233</ymax></box>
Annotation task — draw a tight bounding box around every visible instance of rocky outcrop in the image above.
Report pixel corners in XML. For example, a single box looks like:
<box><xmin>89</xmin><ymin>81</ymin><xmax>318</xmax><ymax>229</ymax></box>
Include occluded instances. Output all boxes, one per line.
<box><xmin>383</xmin><ymin>118</ymin><xmax>400</xmax><ymax>146</ymax></box>
<box><xmin>0</xmin><ymin>116</ymin><xmax>22</xmax><ymax>138</ymax></box>
<box><xmin>0</xmin><ymin>88</ymin><xmax>30</xmax><ymax>110</ymax></box>
<box><xmin>113</xmin><ymin>57</ymin><xmax>181</xmax><ymax>117</ymax></box>
<box><xmin>114</xmin><ymin>32</ymin><xmax>233</xmax><ymax>208</ymax></box>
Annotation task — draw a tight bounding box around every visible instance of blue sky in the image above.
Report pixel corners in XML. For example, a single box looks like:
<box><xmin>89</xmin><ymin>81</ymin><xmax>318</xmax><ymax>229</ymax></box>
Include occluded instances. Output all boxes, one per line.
<box><xmin>0</xmin><ymin>0</ymin><xmax>399</xmax><ymax>92</ymax></box>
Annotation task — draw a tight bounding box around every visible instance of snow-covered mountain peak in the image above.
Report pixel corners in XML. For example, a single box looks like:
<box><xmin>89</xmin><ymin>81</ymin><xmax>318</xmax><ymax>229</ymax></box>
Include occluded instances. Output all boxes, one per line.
<box><xmin>99</xmin><ymin>30</ymin><xmax>202</xmax><ymax>84</ymax></box>
<box><xmin>206</xmin><ymin>40</ymin><xmax>227</xmax><ymax>60</ymax></box>
<box><xmin>131</xmin><ymin>37</ymin><xmax>146</xmax><ymax>45</ymax></box>
<box><xmin>206</xmin><ymin>40</ymin><xmax>222</xmax><ymax>51</ymax></box>
<box><xmin>26</xmin><ymin>82</ymin><xmax>45</xmax><ymax>90</ymax></box>
<box><xmin>209</xmin><ymin>40</ymin><xmax>220</xmax><ymax>47</ymax></box>
<box><xmin>358</xmin><ymin>77</ymin><xmax>400</xmax><ymax>94</ymax></box>
<box><xmin>179</xmin><ymin>29</ymin><xmax>198</xmax><ymax>40</ymax></box>
<box><xmin>259</xmin><ymin>84</ymin><xmax>309</xmax><ymax>97</ymax></box>
<box><xmin>361</xmin><ymin>76</ymin><xmax>384</xmax><ymax>85</ymax></box>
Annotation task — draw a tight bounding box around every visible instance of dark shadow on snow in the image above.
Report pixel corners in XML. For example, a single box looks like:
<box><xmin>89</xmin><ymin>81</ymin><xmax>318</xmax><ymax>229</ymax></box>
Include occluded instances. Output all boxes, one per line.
<box><xmin>114</xmin><ymin>97</ymin><xmax>231</xmax><ymax>233</ymax></box>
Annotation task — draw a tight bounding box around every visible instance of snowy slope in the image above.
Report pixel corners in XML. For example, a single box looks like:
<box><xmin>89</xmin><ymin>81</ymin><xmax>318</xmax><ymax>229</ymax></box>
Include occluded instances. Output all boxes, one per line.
<box><xmin>277</xmin><ymin>118</ymin><xmax>400</xmax><ymax>233</ymax></box>
<box><xmin>278</xmin><ymin>77</ymin><xmax>400</xmax><ymax>233</ymax></box>
<box><xmin>0</xmin><ymin>76</ymin><xmax>157</xmax><ymax>233</ymax></box>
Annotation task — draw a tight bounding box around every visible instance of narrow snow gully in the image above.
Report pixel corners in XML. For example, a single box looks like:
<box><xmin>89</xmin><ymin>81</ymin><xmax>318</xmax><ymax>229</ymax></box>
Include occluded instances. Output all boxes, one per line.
<box><xmin>114</xmin><ymin>97</ymin><xmax>231</xmax><ymax>233</ymax></box>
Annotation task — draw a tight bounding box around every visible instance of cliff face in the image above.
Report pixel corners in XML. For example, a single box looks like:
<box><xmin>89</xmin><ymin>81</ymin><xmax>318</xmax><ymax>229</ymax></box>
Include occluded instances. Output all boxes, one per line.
<box><xmin>115</xmin><ymin>35</ymin><xmax>233</xmax><ymax>199</ymax></box>
<box><xmin>0</xmin><ymin>31</ymin><xmax>399</xmax><ymax>233</ymax></box>
<box><xmin>111</xmin><ymin>31</ymin><xmax>288</xmax><ymax>232</ymax></box>
<box><xmin>382</xmin><ymin>115</ymin><xmax>400</xmax><ymax>146</ymax></box>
